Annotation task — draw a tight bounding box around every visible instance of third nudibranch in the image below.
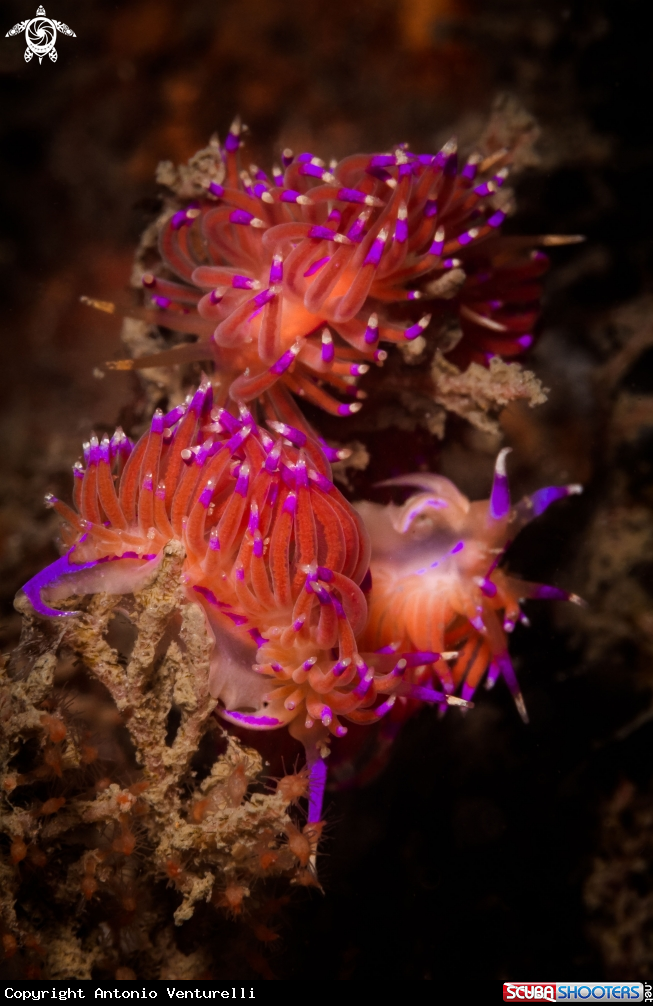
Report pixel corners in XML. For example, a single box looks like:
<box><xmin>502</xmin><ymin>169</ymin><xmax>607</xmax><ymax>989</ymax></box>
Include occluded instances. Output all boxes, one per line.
<box><xmin>355</xmin><ymin>449</ymin><xmax>583</xmax><ymax>722</ymax></box>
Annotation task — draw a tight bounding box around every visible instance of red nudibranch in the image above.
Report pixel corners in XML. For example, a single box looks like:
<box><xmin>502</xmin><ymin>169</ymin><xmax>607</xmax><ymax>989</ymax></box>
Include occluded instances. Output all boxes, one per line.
<box><xmin>22</xmin><ymin>379</ymin><xmax>471</xmax><ymax>824</ymax></box>
<box><xmin>21</xmin><ymin>379</ymin><xmax>583</xmax><ymax>824</ymax></box>
<box><xmin>114</xmin><ymin>117</ymin><xmax>558</xmax><ymax>421</ymax></box>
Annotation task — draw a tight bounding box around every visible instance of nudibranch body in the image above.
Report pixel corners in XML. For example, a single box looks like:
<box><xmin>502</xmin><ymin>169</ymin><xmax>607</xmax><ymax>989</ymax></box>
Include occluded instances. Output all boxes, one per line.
<box><xmin>355</xmin><ymin>449</ymin><xmax>583</xmax><ymax>721</ymax></box>
<box><xmin>22</xmin><ymin>380</ymin><xmax>468</xmax><ymax>823</ymax></box>
<box><xmin>117</xmin><ymin>118</ymin><xmax>554</xmax><ymax>422</ymax></box>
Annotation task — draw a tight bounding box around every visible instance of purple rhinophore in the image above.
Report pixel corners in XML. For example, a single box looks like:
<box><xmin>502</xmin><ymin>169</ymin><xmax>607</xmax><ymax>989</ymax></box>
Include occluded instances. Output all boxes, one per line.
<box><xmin>308</xmin><ymin>225</ymin><xmax>338</xmax><ymax>242</ymax></box>
<box><xmin>353</xmin><ymin>670</ymin><xmax>373</xmax><ymax>699</ymax></box>
<box><xmin>272</xmin><ymin>166</ymin><xmax>284</xmax><ymax>185</ymax></box>
<box><xmin>347</xmin><ymin>214</ymin><xmax>368</xmax><ymax>244</ymax></box>
<box><xmin>269</xmin><ymin>256</ymin><xmax>283</xmax><ymax>284</ymax></box>
<box><xmin>209</xmin><ymin>288</ymin><xmax>224</xmax><ymax>305</ymax></box>
<box><xmin>294</xmin><ymin>459</ymin><xmax>309</xmax><ymax>489</ymax></box>
<box><xmin>235</xmin><ymin>464</ymin><xmax>250</xmax><ymax>498</ymax></box>
<box><xmin>303</xmin><ymin>656</ymin><xmax>318</xmax><ymax>671</ymax></box>
<box><xmin>307</xmin><ymin>469</ymin><xmax>334</xmax><ymax>493</ymax></box>
<box><xmin>299</xmin><ymin>162</ymin><xmax>326</xmax><ymax>179</ymax></box>
<box><xmin>337</xmin><ymin>402</ymin><xmax>361</xmax><ymax>416</ymax></box>
<box><xmin>488</xmin><ymin>210</ymin><xmax>506</xmax><ymax>228</ymax></box>
<box><xmin>199</xmin><ymin>483</ymin><xmax>214</xmax><ymax>508</ymax></box>
<box><xmin>321</xmin><ymin>331</ymin><xmax>335</xmax><ymax>364</ymax></box>
<box><xmin>332</xmin><ymin>657</ymin><xmax>351</xmax><ymax>677</ymax></box>
<box><xmin>489</xmin><ymin>448</ymin><xmax>511</xmax><ymax>520</ymax></box>
<box><xmin>282</xmin><ymin>491</ymin><xmax>297</xmax><ymax>516</ymax></box>
<box><xmin>214</xmin><ymin>407</ymin><xmax>240</xmax><ymax>434</ymax></box>
<box><xmin>281</xmin><ymin>148</ymin><xmax>295</xmax><ymax>167</ymax></box>
<box><xmin>364</xmin><ymin>315</ymin><xmax>379</xmax><ymax>345</ymax></box>
<box><xmin>429</xmin><ymin>230</ymin><xmax>445</xmax><ymax>257</ymax></box>
<box><xmin>236</xmin><ymin>566</ymin><xmax>245</xmax><ymax>581</ymax></box>
<box><xmin>292</xmin><ymin>616</ymin><xmax>306</xmax><ymax>631</ymax></box>
<box><xmin>162</xmin><ymin>403</ymin><xmax>186</xmax><ymax>427</ymax></box>
<box><xmin>307</xmin><ymin>753</ymin><xmax>328</xmax><ymax>824</ymax></box>
<box><xmin>407</xmin><ymin>684</ymin><xmax>447</xmax><ymax>704</ymax></box>
<box><xmin>295</xmin><ymin>152</ymin><xmax>314</xmax><ymax>164</ymax></box>
<box><xmin>517</xmin><ymin>334</ymin><xmax>533</xmax><ymax>349</ymax></box>
<box><xmin>369</xmin><ymin>154</ymin><xmax>396</xmax><ymax>168</ymax></box>
<box><xmin>350</xmin><ymin>363</ymin><xmax>368</xmax><ymax>376</ymax></box>
<box><xmin>208</xmin><ymin>181</ymin><xmax>225</xmax><ymax>198</ymax></box>
<box><xmin>229</xmin><ymin>209</ymin><xmax>255</xmax><ymax>226</ymax></box>
<box><xmin>252</xmin><ymin>288</ymin><xmax>276</xmax><ymax>309</ymax></box>
<box><xmin>424</xmin><ymin>199</ymin><xmax>438</xmax><ymax>219</ymax></box>
<box><xmin>478</xmin><ymin>577</ymin><xmax>498</xmax><ymax>598</ymax></box>
<box><xmin>170</xmin><ymin>210</ymin><xmax>189</xmax><ymax>230</ymax></box>
<box><xmin>152</xmin><ymin>295</ymin><xmax>172</xmax><ymax>310</ymax></box>
<box><xmin>366</xmin><ymin>166</ymin><xmax>394</xmax><ymax>184</ymax></box>
<box><xmin>268</xmin><ymin>421</ymin><xmax>306</xmax><ymax>447</ymax></box>
<box><xmin>224</xmin><ymin>130</ymin><xmax>240</xmax><ymax>154</ymax></box>
<box><xmin>373</xmin><ymin>696</ymin><xmax>397</xmax><ymax>720</ymax></box>
<box><xmin>88</xmin><ymin>439</ymin><xmax>101</xmax><ymax>465</ymax></box>
<box><xmin>150</xmin><ymin>410</ymin><xmax>165</xmax><ymax>436</ymax></box>
<box><xmin>485</xmin><ymin>660</ymin><xmax>501</xmax><ymax>690</ymax></box>
<box><xmin>248</xmin><ymin>628</ymin><xmax>269</xmax><ymax>647</ymax></box>
<box><xmin>280</xmin><ymin>189</ymin><xmax>302</xmax><ymax>203</ymax></box>
<box><xmin>473</xmin><ymin>181</ymin><xmax>493</xmax><ymax>197</ymax></box>
<box><xmin>337</xmin><ymin>187</ymin><xmax>367</xmax><ymax>204</ymax></box>
<box><xmin>264</xmin><ymin>442</ymin><xmax>282</xmax><ymax>474</ymax></box>
<box><xmin>457</xmin><ymin>230</ymin><xmax>475</xmax><ymax>247</ymax></box>
<box><xmin>404</xmin><ymin>316</ymin><xmax>431</xmax><ymax>341</ymax></box>
<box><xmin>312</xmin><ymin>583</ymin><xmax>332</xmax><ymax>607</ymax></box>
<box><xmin>528</xmin><ymin>484</ymin><xmax>579</xmax><ymax>517</ymax></box>
<box><xmin>304</xmin><ymin>256</ymin><xmax>330</xmax><ymax>278</ymax></box>
<box><xmin>316</xmin><ymin>438</ymin><xmax>341</xmax><ymax>462</ymax></box>
<box><xmin>269</xmin><ymin>343</ymin><xmax>300</xmax><ymax>375</ymax></box>
<box><xmin>394</xmin><ymin>216</ymin><xmax>409</xmax><ymax>243</ymax></box>
<box><xmin>253</xmin><ymin>537</ymin><xmax>264</xmax><ymax>558</ymax></box>
<box><xmin>363</xmin><ymin>230</ymin><xmax>387</xmax><ymax>268</ymax></box>
<box><xmin>316</xmin><ymin>566</ymin><xmax>333</xmax><ymax>582</ymax></box>
<box><xmin>404</xmin><ymin>651</ymin><xmax>441</xmax><ymax>667</ymax></box>
<box><xmin>461</xmin><ymin>159</ymin><xmax>479</xmax><ymax>182</ymax></box>
<box><xmin>189</xmin><ymin>382</ymin><xmax>208</xmax><ymax>416</ymax></box>
<box><xmin>232</xmin><ymin>274</ymin><xmax>257</xmax><ymax>290</ymax></box>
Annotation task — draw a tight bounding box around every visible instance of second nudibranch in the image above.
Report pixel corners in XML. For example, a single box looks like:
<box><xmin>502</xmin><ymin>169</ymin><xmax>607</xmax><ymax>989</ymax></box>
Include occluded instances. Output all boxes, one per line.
<box><xmin>355</xmin><ymin>449</ymin><xmax>583</xmax><ymax>721</ymax></box>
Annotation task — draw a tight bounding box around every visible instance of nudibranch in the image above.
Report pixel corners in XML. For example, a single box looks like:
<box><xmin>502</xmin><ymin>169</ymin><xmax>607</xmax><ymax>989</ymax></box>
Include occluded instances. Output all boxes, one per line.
<box><xmin>355</xmin><ymin>449</ymin><xmax>583</xmax><ymax>722</ymax></box>
<box><xmin>21</xmin><ymin>379</ymin><xmax>467</xmax><ymax>824</ymax></box>
<box><xmin>110</xmin><ymin>118</ymin><xmax>566</xmax><ymax>421</ymax></box>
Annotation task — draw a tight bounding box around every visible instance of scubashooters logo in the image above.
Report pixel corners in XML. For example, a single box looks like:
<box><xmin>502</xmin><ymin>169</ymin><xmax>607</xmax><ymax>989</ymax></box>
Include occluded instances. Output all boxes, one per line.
<box><xmin>5</xmin><ymin>5</ymin><xmax>76</xmax><ymax>63</ymax></box>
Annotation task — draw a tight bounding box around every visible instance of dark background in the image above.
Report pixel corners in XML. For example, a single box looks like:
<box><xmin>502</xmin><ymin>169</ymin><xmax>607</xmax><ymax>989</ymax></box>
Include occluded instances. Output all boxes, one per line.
<box><xmin>2</xmin><ymin>0</ymin><xmax>653</xmax><ymax>980</ymax></box>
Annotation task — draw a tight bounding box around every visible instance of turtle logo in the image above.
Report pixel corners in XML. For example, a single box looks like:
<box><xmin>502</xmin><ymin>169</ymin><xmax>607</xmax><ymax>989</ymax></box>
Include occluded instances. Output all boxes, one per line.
<box><xmin>5</xmin><ymin>5</ymin><xmax>76</xmax><ymax>64</ymax></box>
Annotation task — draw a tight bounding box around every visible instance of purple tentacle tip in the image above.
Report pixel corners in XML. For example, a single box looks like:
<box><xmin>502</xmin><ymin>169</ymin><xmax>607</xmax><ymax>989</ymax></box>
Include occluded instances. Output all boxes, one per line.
<box><xmin>489</xmin><ymin>447</ymin><xmax>512</xmax><ymax>520</ymax></box>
